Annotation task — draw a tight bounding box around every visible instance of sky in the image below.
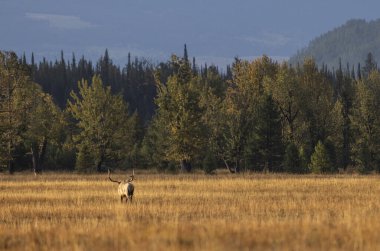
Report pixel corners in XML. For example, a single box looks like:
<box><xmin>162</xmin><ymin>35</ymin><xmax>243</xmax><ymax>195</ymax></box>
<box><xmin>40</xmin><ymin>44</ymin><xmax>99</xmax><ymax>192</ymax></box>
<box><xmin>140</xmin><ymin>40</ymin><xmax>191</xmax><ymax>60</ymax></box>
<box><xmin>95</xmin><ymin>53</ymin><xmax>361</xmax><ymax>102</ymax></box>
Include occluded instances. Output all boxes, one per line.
<box><xmin>1</xmin><ymin>0</ymin><xmax>380</xmax><ymax>68</ymax></box>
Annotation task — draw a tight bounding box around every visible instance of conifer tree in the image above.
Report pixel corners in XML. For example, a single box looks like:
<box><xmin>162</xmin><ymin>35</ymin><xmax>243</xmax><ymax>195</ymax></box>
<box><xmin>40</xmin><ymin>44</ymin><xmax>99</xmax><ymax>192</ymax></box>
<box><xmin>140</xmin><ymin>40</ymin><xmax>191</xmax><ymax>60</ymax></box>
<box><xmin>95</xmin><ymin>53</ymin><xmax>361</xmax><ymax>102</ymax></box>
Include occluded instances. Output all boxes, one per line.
<box><xmin>299</xmin><ymin>147</ymin><xmax>309</xmax><ymax>173</ymax></box>
<box><xmin>357</xmin><ymin>63</ymin><xmax>362</xmax><ymax>80</ymax></box>
<box><xmin>363</xmin><ymin>52</ymin><xmax>377</xmax><ymax>77</ymax></box>
<box><xmin>253</xmin><ymin>95</ymin><xmax>284</xmax><ymax>171</ymax></box>
<box><xmin>284</xmin><ymin>143</ymin><xmax>301</xmax><ymax>173</ymax></box>
<box><xmin>192</xmin><ymin>57</ymin><xmax>197</xmax><ymax>75</ymax></box>
<box><xmin>183</xmin><ymin>44</ymin><xmax>189</xmax><ymax>63</ymax></box>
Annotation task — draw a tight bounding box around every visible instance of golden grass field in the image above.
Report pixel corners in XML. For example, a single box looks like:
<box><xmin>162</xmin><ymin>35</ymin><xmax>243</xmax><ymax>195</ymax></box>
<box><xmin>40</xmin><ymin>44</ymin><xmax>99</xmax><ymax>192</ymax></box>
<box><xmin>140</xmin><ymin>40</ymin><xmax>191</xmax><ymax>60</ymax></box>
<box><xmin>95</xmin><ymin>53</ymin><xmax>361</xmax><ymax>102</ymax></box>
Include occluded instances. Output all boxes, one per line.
<box><xmin>1</xmin><ymin>171</ymin><xmax>380</xmax><ymax>251</ymax></box>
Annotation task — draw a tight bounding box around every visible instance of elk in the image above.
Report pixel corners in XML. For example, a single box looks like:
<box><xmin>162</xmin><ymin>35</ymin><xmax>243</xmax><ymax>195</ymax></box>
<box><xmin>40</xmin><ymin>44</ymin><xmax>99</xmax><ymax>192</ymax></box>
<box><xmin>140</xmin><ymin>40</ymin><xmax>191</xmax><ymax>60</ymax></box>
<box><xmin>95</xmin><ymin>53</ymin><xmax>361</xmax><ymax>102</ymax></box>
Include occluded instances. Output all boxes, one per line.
<box><xmin>108</xmin><ymin>169</ymin><xmax>135</xmax><ymax>203</ymax></box>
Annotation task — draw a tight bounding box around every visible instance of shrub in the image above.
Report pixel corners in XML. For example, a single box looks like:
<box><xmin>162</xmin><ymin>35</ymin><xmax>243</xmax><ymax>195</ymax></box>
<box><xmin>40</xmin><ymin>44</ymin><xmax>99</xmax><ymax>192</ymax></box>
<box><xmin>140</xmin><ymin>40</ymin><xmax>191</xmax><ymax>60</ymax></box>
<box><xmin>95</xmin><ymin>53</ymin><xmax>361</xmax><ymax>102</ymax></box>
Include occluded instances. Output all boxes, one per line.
<box><xmin>309</xmin><ymin>141</ymin><xmax>332</xmax><ymax>173</ymax></box>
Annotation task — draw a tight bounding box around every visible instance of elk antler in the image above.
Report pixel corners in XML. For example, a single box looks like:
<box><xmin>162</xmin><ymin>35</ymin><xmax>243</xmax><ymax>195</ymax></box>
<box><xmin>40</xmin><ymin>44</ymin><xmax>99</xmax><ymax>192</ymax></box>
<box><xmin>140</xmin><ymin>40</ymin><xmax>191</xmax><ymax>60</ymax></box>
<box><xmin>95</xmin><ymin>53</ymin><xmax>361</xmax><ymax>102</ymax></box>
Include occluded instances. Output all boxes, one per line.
<box><xmin>128</xmin><ymin>169</ymin><xmax>135</xmax><ymax>182</ymax></box>
<box><xmin>108</xmin><ymin>169</ymin><xmax>121</xmax><ymax>184</ymax></box>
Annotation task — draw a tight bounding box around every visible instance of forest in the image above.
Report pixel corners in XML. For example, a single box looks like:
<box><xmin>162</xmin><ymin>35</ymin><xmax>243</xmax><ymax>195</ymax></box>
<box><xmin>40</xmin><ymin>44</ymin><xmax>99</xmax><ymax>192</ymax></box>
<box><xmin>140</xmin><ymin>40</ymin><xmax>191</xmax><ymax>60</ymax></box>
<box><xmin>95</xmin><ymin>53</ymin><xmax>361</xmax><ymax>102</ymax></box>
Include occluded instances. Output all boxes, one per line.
<box><xmin>0</xmin><ymin>46</ymin><xmax>379</xmax><ymax>174</ymax></box>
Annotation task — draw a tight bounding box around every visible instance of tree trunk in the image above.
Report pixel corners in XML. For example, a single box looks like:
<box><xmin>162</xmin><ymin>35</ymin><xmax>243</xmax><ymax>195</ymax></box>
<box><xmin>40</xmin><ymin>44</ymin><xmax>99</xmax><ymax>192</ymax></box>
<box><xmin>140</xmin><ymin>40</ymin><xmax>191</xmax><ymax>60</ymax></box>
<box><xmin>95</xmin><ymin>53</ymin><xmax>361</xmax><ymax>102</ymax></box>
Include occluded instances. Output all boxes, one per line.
<box><xmin>31</xmin><ymin>138</ymin><xmax>48</xmax><ymax>175</ymax></box>
<box><xmin>31</xmin><ymin>145</ymin><xmax>39</xmax><ymax>175</ymax></box>
<box><xmin>263</xmin><ymin>161</ymin><xmax>269</xmax><ymax>174</ymax></box>
<box><xmin>8</xmin><ymin>77</ymin><xmax>14</xmax><ymax>175</ymax></box>
<box><xmin>96</xmin><ymin>160</ymin><xmax>103</xmax><ymax>172</ymax></box>
<box><xmin>180</xmin><ymin>159</ymin><xmax>192</xmax><ymax>172</ymax></box>
<box><xmin>38</xmin><ymin>138</ymin><xmax>47</xmax><ymax>168</ymax></box>
<box><xmin>8</xmin><ymin>160</ymin><xmax>14</xmax><ymax>174</ymax></box>
<box><xmin>235</xmin><ymin>158</ymin><xmax>241</xmax><ymax>173</ymax></box>
<box><xmin>222</xmin><ymin>157</ymin><xmax>236</xmax><ymax>173</ymax></box>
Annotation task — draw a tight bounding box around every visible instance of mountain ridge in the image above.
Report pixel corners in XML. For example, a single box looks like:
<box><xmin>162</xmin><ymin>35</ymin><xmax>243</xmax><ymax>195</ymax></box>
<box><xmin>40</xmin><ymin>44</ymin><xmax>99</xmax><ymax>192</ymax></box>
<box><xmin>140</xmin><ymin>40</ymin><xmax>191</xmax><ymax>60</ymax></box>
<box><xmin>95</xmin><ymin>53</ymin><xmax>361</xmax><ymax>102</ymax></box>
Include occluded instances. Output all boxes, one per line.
<box><xmin>290</xmin><ymin>18</ymin><xmax>380</xmax><ymax>69</ymax></box>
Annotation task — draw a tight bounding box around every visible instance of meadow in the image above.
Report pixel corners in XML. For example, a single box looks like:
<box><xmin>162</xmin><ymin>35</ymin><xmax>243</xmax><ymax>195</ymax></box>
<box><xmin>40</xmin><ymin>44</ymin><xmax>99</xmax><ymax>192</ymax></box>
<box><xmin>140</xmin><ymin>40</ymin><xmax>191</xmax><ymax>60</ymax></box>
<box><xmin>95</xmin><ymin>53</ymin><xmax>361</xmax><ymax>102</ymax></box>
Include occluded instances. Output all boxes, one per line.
<box><xmin>1</xmin><ymin>172</ymin><xmax>380</xmax><ymax>251</ymax></box>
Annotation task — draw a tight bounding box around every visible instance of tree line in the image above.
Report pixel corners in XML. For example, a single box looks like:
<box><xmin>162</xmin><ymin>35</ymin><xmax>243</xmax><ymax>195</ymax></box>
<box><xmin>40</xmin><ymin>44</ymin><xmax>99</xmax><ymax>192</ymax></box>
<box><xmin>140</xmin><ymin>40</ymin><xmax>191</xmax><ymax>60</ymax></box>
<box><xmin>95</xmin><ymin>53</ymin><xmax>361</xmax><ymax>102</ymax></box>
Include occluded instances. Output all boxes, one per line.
<box><xmin>1</xmin><ymin>47</ymin><xmax>379</xmax><ymax>174</ymax></box>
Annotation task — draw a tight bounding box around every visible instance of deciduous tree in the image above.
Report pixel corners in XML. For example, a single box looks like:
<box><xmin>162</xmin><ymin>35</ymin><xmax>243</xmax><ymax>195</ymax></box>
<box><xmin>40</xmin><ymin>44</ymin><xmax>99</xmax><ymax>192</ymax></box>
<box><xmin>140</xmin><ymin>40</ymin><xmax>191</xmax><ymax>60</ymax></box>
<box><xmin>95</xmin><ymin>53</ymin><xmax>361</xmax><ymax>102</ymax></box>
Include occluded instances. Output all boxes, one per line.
<box><xmin>68</xmin><ymin>75</ymin><xmax>134</xmax><ymax>172</ymax></box>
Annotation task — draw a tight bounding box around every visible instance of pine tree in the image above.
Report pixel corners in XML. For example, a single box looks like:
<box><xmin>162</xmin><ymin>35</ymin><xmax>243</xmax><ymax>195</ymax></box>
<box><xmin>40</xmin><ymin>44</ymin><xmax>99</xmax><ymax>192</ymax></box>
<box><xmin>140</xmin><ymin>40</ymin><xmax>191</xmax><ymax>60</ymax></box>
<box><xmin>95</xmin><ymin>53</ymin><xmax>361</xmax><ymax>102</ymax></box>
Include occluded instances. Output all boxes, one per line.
<box><xmin>253</xmin><ymin>95</ymin><xmax>284</xmax><ymax>171</ymax></box>
<box><xmin>71</xmin><ymin>53</ymin><xmax>76</xmax><ymax>70</ymax></box>
<box><xmin>22</xmin><ymin>53</ymin><xmax>27</xmax><ymax>66</ymax></box>
<box><xmin>299</xmin><ymin>147</ymin><xmax>309</xmax><ymax>173</ymax></box>
<box><xmin>363</xmin><ymin>52</ymin><xmax>377</xmax><ymax>77</ymax></box>
<box><xmin>324</xmin><ymin>138</ymin><xmax>337</xmax><ymax>172</ymax></box>
<box><xmin>192</xmin><ymin>57</ymin><xmax>197</xmax><ymax>75</ymax></box>
<box><xmin>101</xmin><ymin>49</ymin><xmax>110</xmax><ymax>86</ymax></box>
<box><xmin>357</xmin><ymin>63</ymin><xmax>362</xmax><ymax>80</ymax></box>
<box><xmin>284</xmin><ymin>143</ymin><xmax>301</xmax><ymax>173</ymax></box>
<box><xmin>183</xmin><ymin>44</ymin><xmax>189</xmax><ymax>63</ymax></box>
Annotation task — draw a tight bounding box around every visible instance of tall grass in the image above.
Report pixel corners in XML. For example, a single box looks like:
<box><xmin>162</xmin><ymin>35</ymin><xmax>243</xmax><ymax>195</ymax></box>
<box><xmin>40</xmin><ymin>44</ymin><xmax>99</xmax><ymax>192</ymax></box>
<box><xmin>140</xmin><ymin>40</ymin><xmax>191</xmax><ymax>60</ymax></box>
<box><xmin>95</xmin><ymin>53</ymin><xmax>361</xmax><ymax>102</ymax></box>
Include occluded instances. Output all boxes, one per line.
<box><xmin>1</xmin><ymin>172</ymin><xmax>380</xmax><ymax>250</ymax></box>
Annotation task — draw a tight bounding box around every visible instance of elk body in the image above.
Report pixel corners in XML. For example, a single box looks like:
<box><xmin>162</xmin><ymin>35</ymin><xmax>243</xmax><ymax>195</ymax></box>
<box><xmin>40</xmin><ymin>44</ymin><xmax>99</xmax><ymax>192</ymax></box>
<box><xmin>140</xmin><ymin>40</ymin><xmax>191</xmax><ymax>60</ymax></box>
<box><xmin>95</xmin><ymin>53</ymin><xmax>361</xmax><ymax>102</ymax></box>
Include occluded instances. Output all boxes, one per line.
<box><xmin>108</xmin><ymin>169</ymin><xmax>135</xmax><ymax>203</ymax></box>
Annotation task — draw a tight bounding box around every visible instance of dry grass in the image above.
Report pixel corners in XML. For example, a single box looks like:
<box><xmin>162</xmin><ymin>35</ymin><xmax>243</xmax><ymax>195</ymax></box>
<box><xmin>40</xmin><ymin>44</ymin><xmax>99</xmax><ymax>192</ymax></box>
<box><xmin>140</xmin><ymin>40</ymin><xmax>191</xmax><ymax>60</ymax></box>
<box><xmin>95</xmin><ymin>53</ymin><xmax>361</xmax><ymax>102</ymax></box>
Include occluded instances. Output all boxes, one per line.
<box><xmin>1</xmin><ymin>172</ymin><xmax>380</xmax><ymax>251</ymax></box>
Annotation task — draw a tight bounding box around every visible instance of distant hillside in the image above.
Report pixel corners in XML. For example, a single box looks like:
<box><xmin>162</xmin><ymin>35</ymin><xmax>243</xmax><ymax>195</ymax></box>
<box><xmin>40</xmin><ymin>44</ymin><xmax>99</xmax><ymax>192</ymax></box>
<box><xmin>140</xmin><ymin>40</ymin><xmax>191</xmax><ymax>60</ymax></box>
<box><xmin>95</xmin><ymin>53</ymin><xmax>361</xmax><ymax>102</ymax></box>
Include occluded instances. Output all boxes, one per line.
<box><xmin>290</xmin><ymin>19</ymin><xmax>380</xmax><ymax>69</ymax></box>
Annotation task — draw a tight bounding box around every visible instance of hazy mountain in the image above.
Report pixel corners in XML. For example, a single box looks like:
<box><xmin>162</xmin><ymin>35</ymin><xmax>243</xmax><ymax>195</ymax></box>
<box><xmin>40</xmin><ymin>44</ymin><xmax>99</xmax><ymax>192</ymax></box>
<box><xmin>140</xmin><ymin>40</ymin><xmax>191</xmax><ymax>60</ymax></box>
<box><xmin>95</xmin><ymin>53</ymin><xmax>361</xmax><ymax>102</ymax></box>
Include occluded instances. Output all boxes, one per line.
<box><xmin>290</xmin><ymin>19</ymin><xmax>380</xmax><ymax>69</ymax></box>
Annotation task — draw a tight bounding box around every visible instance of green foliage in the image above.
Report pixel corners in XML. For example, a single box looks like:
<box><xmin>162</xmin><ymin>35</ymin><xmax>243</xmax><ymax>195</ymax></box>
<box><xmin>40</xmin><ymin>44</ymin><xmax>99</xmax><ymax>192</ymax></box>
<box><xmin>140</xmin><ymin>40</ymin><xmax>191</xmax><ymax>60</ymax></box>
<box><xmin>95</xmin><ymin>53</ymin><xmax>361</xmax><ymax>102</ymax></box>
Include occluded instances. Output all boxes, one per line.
<box><xmin>202</xmin><ymin>150</ymin><xmax>218</xmax><ymax>174</ymax></box>
<box><xmin>299</xmin><ymin>147</ymin><xmax>309</xmax><ymax>173</ymax></box>
<box><xmin>23</xmin><ymin>85</ymin><xmax>65</xmax><ymax>173</ymax></box>
<box><xmin>44</xmin><ymin>143</ymin><xmax>76</xmax><ymax>171</ymax></box>
<box><xmin>324</xmin><ymin>138</ymin><xmax>337</xmax><ymax>173</ymax></box>
<box><xmin>152</xmin><ymin>56</ymin><xmax>205</xmax><ymax>171</ymax></box>
<box><xmin>264</xmin><ymin>63</ymin><xmax>302</xmax><ymax>143</ymax></box>
<box><xmin>221</xmin><ymin>57</ymin><xmax>278</xmax><ymax>172</ymax></box>
<box><xmin>199</xmin><ymin>85</ymin><xmax>225</xmax><ymax>165</ymax></box>
<box><xmin>140</xmin><ymin>117</ymin><xmax>169</xmax><ymax>169</ymax></box>
<box><xmin>0</xmin><ymin>51</ymin><xmax>72</xmax><ymax>173</ymax></box>
<box><xmin>252</xmin><ymin>95</ymin><xmax>284</xmax><ymax>172</ymax></box>
<box><xmin>309</xmin><ymin>141</ymin><xmax>333</xmax><ymax>173</ymax></box>
<box><xmin>0</xmin><ymin>51</ymin><xmax>59</xmax><ymax>173</ymax></box>
<box><xmin>298</xmin><ymin>59</ymin><xmax>336</xmax><ymax>157</ymax></box>
<box><xmin>6</xmin><ymin>47</ymin><xmax>380</xmax><ymax>176</ymax></box>
<box><xmin>284</xmin><ymin>143</ymin><xmax>301</xmax><ymax>173</ymax></box>
<box><xmin>75</xmin><ymin>144</ymin><xmax>94</xmax><ymax>172</ymax></box>
<box><xmin>330</xmin><ymin>99</ymin><xmax>348</xmax><ymax>169</ymax></box>
<box><xmin>68</xmin><ymin>75</ymin><xmax>134</xmax><ymax>172</ymax></box>
<box><xmin>351</xmin><ymin>71</ymin><xmax>380</xmax><ymax>172</ymax></box>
